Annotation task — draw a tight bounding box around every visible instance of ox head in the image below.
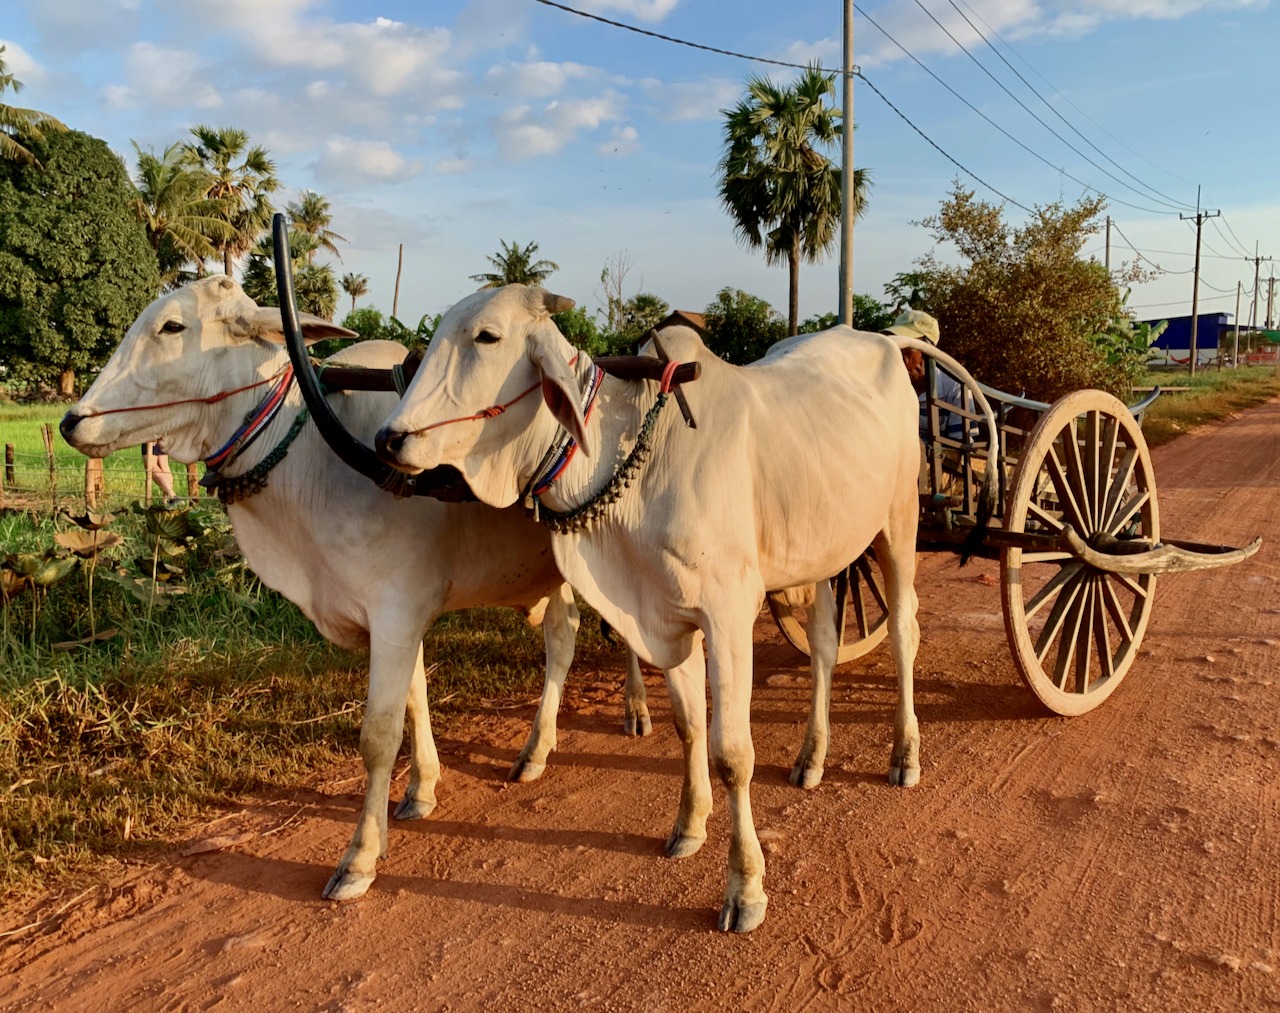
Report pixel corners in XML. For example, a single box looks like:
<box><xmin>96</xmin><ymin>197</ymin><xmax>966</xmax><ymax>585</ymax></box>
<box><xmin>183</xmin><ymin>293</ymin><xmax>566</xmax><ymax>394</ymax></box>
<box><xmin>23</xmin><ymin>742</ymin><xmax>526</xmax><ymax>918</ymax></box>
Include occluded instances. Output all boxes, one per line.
<box><xmin>374</xmin><ymin>284</ymin><xmax>582</xmax><ymax>509</ymax></box>
<box><xmin>61</xmin><ymin>275</ymin><xmax>354</xmax><ymax>463</ymax></box>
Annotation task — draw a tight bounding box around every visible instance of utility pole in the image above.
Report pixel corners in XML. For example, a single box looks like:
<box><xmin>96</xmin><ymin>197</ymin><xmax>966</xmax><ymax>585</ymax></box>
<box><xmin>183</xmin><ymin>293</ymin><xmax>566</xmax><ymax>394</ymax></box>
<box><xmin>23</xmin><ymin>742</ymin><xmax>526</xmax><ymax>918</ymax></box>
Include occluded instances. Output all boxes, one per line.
<box><xmin>1248</xmin><ymin>242</ymin><xmax>1272</xmax><ymax>332</ymax></box>
<box><xmin>1233</xmin><ymin>281</ymin><xmax>1241</xmax><ymax>368</ymax></box>
<box><xmin>837</xmin><ymin>0</ymin><xmax>855</xmax><ymax>326</ymax></box>
<box><xmin>1180</xmin><ymin>189</ymin><xmax>1220</xmax><ymax>377</ymax></box>
<box><xmin>1104</xmin><ymin>215</ymin><xmax>1111</xmax><ymax>274</ymax></box>
<box><xmin>1267</xmin><ymin>273</ymin><xmax>1276</xmax><ymax>330</ymax></box>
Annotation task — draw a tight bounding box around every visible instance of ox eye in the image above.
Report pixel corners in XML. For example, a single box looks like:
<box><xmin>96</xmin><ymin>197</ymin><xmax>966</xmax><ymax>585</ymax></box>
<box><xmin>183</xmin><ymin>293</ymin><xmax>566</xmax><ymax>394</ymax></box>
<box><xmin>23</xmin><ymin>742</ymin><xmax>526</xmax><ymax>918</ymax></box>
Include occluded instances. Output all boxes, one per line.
<box><xmin>160</xmin><ymin>320</ymin><xmax>186</xmax><ymax>334</ymax></box>
<box><xmin>475</xmin><ymin>329</ymin><xmax>500</xmax><ymax>345</ymax></box>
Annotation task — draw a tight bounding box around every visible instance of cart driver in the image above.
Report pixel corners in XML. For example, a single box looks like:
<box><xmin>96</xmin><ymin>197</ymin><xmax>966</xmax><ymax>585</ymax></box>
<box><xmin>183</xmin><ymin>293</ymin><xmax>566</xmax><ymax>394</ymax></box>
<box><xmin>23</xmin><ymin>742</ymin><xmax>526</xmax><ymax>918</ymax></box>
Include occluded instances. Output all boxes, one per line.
<box><xmin>884</xmin><ymin>308</ymin><xmax>964</xmax><ymax>437</ymax></box>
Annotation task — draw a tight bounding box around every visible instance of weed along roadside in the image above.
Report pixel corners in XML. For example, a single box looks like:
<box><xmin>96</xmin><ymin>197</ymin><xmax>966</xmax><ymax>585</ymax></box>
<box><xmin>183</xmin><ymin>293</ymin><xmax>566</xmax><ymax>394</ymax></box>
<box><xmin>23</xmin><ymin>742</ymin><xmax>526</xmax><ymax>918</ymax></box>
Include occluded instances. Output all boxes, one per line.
<box><xmin>0</xmin><ymin>365</ymin><xmax>1276</xmax><ymax>904</ymax></box>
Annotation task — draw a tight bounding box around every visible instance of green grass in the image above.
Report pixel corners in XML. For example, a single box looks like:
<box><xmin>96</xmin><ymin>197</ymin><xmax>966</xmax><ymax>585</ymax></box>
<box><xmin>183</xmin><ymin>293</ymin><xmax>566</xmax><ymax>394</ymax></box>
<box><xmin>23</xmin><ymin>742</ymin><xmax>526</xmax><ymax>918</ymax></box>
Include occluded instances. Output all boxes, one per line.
<box><xmin>1139</xmin><ymin>365</ymin><xmax>1280</xmax><ymax>446</ymax></box>
<box><xmin>0</xmin><ymin>501</ymin><xmax>621</xmax><ymax>905</ymax></box>
<box><xmin>0</xmin><ymin>401</ymin><xmax>196</xmax><ymax>510</ymax></box>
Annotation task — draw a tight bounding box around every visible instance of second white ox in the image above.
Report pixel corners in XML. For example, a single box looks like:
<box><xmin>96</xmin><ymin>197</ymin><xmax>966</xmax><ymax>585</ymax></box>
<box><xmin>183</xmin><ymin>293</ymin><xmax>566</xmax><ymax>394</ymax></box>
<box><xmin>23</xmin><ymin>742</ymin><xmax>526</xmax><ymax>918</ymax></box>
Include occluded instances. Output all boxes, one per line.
<box><xmin>374</xmin><ymin>285</ymin><xmax>945</xmax><ymax>933</ymax></box>
<box><xmin>60</xmin><ymin>275</ymin><xmax>650</xmax><ymax>902</ymax></box>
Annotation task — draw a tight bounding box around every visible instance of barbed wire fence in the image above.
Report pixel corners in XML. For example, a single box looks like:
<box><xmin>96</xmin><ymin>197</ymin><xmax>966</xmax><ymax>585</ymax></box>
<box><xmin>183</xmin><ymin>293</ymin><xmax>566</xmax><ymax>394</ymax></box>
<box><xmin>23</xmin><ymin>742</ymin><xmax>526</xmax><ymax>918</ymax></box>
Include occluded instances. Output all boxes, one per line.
<box><xmin>1</xmin><ymin>426</ymin><xmax>205</xmax><ymax>515</ymax></box>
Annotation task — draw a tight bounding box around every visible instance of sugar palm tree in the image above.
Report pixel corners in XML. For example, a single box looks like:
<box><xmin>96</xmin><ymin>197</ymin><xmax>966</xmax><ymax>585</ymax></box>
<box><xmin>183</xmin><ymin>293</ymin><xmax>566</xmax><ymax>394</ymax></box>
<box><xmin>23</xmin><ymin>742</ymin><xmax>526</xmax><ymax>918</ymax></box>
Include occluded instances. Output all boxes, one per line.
<box><xmin>241</xmin><ymin>229</ymin><xmax>337</xmax><ymax>318</ymax></box>
<box><xmin>130</xmin><ymin>142</ymin><xmax>235</xmax><ymax>287</ymax></box>
<box><xmin>0</xmin><ymin>45</ymin><xmax>67</xmax><ymax>167</ymax></box>
<box><xmin>184</xmin><ymin>125</ymin><xmax>280</xmax><ymax>276</ymax></box>
<box><xmin>287</xmin><ymin>190</ymin><xmax>347</xmax><ymax>263</ymax></box>
<box><xmin>718</xmin><ymin>66</ymin><xmax>869</xmax><ymax>335</ymax></box>
<box><xmin>341</xmin><ymin>272</ymin><xmax>369</xmax><ymax>314</ymax></box>
<box><xmin>470</xmin><ymin>240</ymin><xmax>559</xmax><ymax>289</ymax></box>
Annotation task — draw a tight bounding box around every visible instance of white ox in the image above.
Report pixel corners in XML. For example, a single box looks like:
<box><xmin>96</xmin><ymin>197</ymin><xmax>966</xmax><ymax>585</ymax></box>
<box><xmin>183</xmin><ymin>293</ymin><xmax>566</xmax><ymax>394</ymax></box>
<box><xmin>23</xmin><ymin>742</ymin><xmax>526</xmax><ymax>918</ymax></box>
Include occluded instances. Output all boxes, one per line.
<box><xmin>60</xmin><ymin>275</ymin><xmax>651</xmax><ymax>902</ymax></box>
<box><xmin>374</xmin><ymin>285</ymin><xmax>991</xmax><ymax>932</ymax></box>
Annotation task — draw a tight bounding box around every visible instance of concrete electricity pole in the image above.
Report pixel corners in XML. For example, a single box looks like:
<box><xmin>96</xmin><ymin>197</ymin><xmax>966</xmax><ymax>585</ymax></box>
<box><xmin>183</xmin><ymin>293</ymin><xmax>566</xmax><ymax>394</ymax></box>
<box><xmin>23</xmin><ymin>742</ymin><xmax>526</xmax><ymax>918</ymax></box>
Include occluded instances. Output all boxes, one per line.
<box><xmin>1267</xmin><ymin>274</ymin><xmax>1276</xmax><ymax>330</ymax></box>
<box><xmin>1181</xmin><ymin>190</ymin><xmax>1220</xmax><ymax>376</ymax></box>
<box><xmin>838</xmin><ymin>0</ymin><xmax>855</xmax><ymax>326</ymax></box>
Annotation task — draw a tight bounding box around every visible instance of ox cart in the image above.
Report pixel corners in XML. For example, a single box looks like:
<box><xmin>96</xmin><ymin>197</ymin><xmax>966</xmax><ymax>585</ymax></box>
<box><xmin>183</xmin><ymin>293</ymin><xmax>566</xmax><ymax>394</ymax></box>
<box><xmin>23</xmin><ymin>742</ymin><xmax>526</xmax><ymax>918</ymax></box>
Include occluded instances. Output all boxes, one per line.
<box><xmin>766</xmin><ymin>362</ymin><xmax>1262</xmax><ymax>716</ymax></box>
<box><xmin>267</xmin><ymin>224</ymin><xmax>1258</xmax><ymax>722</ymax></box>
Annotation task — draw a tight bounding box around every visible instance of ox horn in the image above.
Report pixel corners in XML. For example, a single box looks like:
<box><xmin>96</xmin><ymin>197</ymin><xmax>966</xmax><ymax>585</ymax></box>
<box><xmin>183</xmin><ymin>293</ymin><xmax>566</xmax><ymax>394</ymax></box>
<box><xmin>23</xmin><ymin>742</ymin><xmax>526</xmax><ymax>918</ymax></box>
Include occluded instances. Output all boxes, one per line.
<box><xmin>273</xmin><ymin>214</ymin><xmax>470</xmax><ymax>500</ymax></box>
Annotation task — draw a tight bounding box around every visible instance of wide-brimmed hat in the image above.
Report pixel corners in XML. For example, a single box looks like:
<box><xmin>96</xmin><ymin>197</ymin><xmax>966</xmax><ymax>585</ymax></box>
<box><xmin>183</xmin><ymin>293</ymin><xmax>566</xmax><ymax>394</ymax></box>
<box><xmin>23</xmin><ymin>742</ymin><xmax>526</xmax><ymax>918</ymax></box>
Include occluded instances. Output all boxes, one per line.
<box><xmin>884</xmin><ymin>308</ymin><xmax>940</xmax><ymax>345</ymax></box>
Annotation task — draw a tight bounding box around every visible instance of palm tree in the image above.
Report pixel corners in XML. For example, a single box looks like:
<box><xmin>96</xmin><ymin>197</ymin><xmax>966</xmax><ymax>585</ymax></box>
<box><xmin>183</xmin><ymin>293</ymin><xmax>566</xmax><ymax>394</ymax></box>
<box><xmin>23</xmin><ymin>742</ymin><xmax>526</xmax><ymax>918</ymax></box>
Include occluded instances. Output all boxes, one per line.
<box><xmin>341</xmin><ymin>272</ymin><xmax>369</xmax><ymax>314</ymax></box>
<box><xmin>0</xmin><ymin>45</ymin><xmax>67</xmax><ymax>167</ymax></box>
<box><xmin>241</xmin><ymin>230</ymin><xmax>337</xmax><ymax>319</ymax></box>
<box><xmin>470</xmin><ymin>240</ymin><xmax>559</xmax><ymax>289</ymax></box>
<box><xmin>287</xmin><ymin>190</ymin><xmax>347</xmax><ymax>263</ymax></box>
<box><xmin>718</xmin><ymin>66</ymin><xmax>869</xmax><ymax>335</ymax></box>
<box><xmin>130</xmin><ymin>142</ymin><xmax>235</xmax><ymax>288</ymax></box>
<box><xmin>184</xmin><ymin>125</ymin><xmax>280</xmax><ymax>276</ymax></box>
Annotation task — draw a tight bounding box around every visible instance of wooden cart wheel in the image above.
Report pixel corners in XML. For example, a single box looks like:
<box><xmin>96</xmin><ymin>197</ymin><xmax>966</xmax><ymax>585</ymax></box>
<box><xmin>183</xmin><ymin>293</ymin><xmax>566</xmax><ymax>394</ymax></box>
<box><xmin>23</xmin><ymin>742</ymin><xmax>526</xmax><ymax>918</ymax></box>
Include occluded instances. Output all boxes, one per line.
<box><xmin>767</xmin><ymin>551</ymin><xmax>890</xmax><ymax>664</ymax></box>
<box><xmin>1001</xmin><ymin>390</ymin><xmax>1160</xmax><ymax>716</ymax></box>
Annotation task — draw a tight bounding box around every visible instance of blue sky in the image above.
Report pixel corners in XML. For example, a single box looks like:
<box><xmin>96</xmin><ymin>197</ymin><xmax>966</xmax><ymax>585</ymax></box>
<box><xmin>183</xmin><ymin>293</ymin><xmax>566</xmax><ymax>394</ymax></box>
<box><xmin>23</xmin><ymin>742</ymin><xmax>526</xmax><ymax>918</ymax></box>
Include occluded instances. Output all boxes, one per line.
<box><xmin>4</xmin><ymin>0</ymin><xmax>1278</xmax><ymax>330</ymax></box>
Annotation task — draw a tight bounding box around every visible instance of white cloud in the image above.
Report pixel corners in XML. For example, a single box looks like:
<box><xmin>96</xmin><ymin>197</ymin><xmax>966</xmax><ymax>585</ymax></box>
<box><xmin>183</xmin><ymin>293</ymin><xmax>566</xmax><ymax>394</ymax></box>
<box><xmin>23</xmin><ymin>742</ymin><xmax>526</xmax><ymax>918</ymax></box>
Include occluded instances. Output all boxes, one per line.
<box><xmin>580</xmin><ymin>0</ymin><xmax>681</xmax><ymax>22</ymax></box>
<box><xmin>599</xmin><ymin>125</ymin><xmax>640</xmax><ymax>156</ymax></box>
<box><xmin>311</xmin><ymin>136</ymin><xmax>423</xmax><ymax>185</ymax></box>
<box><xmin>485</xmin><ymin>59</ymin><xmax>596</xmax><ymax>98</ymax></box>
<box><xmin>113</xmin><ymin>42</ymin><xmax>221</xmax><ymax>111</ymax></box>
<box><xmin>0</xmin><ymin>38</ymin><xmax>45</xmax><ymax>82</ymax></box>
<box><xmin>643</xmin><ymin>78</ymin><xmax>743</xmax><ymax>122</ymax></box>
<box><xmin>493</xmin><ymin>90</ymin><xmax>627</xmax><ymax>158</ymax></box>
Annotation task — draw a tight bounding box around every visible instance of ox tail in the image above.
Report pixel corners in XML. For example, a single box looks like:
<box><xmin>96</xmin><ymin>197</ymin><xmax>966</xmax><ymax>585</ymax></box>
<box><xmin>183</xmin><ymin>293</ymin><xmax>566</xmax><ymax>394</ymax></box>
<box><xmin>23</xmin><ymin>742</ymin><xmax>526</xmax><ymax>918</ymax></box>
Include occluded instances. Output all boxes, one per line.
<box><xmin>894</xmin><ymin>336</ymin><xmax>1000</xmax><ymax>565</ymax></box>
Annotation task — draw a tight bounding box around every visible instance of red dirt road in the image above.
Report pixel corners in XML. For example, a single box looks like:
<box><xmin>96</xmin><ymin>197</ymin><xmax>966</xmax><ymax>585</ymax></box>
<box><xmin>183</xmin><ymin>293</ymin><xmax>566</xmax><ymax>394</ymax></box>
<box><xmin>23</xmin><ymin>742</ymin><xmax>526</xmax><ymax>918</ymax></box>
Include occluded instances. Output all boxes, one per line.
<box><xmin>4</xmin><ymin>398</ymin><xmax>1279</xmax><ymax>1012</ymax></box>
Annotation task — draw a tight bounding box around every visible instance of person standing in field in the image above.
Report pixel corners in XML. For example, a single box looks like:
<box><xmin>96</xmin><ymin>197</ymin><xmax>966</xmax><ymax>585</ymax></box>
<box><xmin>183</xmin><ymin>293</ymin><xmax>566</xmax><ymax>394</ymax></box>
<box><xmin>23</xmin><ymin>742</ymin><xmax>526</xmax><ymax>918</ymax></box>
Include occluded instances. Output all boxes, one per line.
<box><xmin>142</xmin><ymin>443</ymin><xmax>178</xmax><ymax>505</ymax></box>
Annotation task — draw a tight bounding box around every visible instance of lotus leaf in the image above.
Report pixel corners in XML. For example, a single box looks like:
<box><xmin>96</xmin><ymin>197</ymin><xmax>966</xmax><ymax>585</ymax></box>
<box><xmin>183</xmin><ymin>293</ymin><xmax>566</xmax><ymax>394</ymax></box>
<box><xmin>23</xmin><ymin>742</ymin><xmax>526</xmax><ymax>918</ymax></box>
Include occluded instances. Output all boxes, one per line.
<box><xmin>54</xmin><ymin>530</ymin><xmax>125</xmax><ymax>558</ymax></box>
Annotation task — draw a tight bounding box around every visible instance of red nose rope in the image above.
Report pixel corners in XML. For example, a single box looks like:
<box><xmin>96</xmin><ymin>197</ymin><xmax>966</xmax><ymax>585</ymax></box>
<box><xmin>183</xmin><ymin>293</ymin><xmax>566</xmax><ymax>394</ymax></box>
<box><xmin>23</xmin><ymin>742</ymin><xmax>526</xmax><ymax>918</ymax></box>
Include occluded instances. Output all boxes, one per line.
<box><xmin>76</xmin><ymin>366</ymin><xmax>291</xmax><ymax>419</ymax></box>
<box><xmin>402</xmin><ymin>353</ymin><xmax>583</xmax><ymax>437</ymax></box>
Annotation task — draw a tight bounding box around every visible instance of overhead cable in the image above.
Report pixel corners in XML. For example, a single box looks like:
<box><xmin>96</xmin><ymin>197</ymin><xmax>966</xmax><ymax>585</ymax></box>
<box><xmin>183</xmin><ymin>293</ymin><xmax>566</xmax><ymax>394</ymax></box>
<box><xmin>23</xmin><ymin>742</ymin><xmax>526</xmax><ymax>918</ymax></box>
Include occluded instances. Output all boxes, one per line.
<box><xmin>1110</xmin><ymin>221</ymin><xmax>1192</xmax><ymax>275</ymax></box>
<box><xmin>853</xmin><ymin>3</ymin><xmax>1177</xmax><ymax>216</ymax></box>
<box><xmin>910</xmin><ymin>0</ymin><xmax>1192</xmax><ymax>214</ymax></box>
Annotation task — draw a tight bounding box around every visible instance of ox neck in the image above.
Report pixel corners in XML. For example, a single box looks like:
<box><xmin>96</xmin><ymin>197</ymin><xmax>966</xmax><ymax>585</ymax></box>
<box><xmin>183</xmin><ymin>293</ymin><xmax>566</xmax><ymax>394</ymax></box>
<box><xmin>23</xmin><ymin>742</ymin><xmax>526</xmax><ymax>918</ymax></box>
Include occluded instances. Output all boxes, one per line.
<box><xmin>525</xmin><ymin>363</ymin><xmax>669</xmax><ymax>533</ymax></box>
<box><xmin>199</xmin><ymin>353</ymin><xmax>309</xmax><ymax>505</ymax></box>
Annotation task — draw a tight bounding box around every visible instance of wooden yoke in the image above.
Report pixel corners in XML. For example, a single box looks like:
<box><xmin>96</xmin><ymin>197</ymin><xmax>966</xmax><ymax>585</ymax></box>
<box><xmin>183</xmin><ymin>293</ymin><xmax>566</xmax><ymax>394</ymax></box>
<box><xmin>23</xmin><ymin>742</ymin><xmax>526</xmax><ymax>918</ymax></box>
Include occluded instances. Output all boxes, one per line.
<box><xmin>317</xmin><ymin>350</ymin><xmax>701</xmax><ymax>394</ymax></box>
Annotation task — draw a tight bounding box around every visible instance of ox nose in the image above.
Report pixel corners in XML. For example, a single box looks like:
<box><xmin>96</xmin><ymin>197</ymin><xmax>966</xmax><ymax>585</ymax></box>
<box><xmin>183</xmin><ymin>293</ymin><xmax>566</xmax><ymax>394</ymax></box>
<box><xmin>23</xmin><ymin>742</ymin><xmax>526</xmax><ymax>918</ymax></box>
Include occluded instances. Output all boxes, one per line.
<box><xmin>374</xmin><ymin>425</ymin><xmax>409</xmax><ymax>463</ymax></box>
<box><xmin>59</xmin><ymin>412</ymin><xmax>84</xmax><ymax>442</ymax></box>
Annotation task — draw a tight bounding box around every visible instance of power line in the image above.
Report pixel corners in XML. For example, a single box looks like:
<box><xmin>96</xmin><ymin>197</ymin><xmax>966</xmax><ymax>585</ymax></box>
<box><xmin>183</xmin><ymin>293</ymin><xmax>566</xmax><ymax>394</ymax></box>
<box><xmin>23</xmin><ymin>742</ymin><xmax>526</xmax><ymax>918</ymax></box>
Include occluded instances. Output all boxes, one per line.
<box><xmin>1208</xmin><ymin>215</ymin><xmax>1251</xmax><ymax>259</ymax></box>
<box><xmin>854</xmin><ymin>3</ymin><xmax>1177</xmax><ymax>216</ymax></box>
<box><xmin>854</xmin><ymin>72</ymin><xmax>1030</xmax><ymax>212</ymax></box>
<box><xmin>1129</xmin><ymin>292</ymin><xmax>1234</xmax><ymax>310</ymax></box>
<box><xmin>951</xmin><ymin>0</ymin><xmax>1200</xmax><ymax>190</ymax></box>
<box><xmin>1110</xmin><ymin>221</ymin><xmax>1193</xmax><ymax>275</ymax></box>
<box><xmin>912</xmin><ymin>0</ymin><xmax>1193</xmax><ymax>214</ymax></box>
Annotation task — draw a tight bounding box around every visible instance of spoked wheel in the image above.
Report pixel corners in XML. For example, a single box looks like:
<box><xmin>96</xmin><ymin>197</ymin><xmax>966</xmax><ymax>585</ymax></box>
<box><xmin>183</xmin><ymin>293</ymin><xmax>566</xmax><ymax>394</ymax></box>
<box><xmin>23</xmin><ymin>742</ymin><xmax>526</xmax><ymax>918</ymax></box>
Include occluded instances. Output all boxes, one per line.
<box><xmin>766</xmin><ymin>551</ymin><xmax>890</xmax><ymax>664</ymax></box>
<box><xmin>1001</xmin><ymin>390</ymin><xmax>1160</xmax><ymax>716</ymax></box>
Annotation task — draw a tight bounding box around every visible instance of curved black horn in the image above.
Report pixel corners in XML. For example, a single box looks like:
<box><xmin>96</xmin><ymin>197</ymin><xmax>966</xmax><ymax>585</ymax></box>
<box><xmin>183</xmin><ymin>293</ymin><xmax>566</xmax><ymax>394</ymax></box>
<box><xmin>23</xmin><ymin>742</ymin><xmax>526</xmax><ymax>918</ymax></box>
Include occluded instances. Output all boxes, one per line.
<box><xmin>274</xmin><ymin>214</ymin><xmax>405</xmax><ymax>492</ymax></box>
<box><xmin>273</xmin><ymin>214</ymin><xmax>470</xmax><ymax>501</ymax></box>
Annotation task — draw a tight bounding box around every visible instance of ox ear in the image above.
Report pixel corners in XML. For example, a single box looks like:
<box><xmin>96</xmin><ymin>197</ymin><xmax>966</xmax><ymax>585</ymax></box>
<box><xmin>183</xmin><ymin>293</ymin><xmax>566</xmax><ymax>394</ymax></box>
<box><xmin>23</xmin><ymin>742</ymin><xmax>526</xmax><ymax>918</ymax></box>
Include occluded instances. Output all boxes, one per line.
<box><xmin>239</xmin><ymin>306</ymin><xmax>358</xmax><ymax>347</ymax></box>
<box><xmin>529</xmin><ymin>330</ymin><xmax>591</xmax><ymax>457</ymax></box>
<box><xmin>539</xmin><ymin>290</ymin><xmax>575</xmax><ymax>315</ymax></box>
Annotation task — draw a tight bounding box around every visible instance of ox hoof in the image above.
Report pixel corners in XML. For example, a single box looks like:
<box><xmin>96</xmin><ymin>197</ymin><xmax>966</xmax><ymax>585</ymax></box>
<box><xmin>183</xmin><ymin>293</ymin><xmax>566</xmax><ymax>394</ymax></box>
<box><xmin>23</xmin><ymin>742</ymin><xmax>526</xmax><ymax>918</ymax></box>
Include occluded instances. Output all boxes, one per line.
<box><xmin>717</xmin><ymin>896</ymin><xmax>768</xmax><ymax>933</ymax></box>
<box><xmin>789</xmin><ymin>763</ymin><xmax>825</xmax><ymax>790</ymax></box>
<box><xmin>625</xmin><ymin>711</ymin><xmax>653</xmax><ymax>737</ymax></box>
<box><xmin>393</xmin><ymin>795</ymin><xmax>436</xmax><ymax>821</ymax></box>
<box><xmin>888</xmin><ymin>764</ymin><xmax>920</xmax><ymax>788</ymax></box>
<box><xmin>664</xmin><ymin>829</ymin><xmax>706</xmax><ymax>860</ymax></box>
<box><xmin>507</xmin><ymin>758</ymin><xmax>546</xmax><ymax>783</ymax></box>
<box><xmin>323</xmin><ymin>869</ymin><xmax>375</xmax><ymax>902</ymax></box>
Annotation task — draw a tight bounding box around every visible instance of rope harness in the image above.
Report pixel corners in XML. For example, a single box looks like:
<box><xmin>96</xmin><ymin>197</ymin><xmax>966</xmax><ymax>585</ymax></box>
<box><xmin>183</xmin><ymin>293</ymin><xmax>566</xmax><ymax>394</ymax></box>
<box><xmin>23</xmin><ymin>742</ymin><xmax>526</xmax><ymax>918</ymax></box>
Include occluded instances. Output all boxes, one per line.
<box><xmin>527</xmin><ymin>359</ymin><xmax>682</xmax><ymax>535</ymax></box>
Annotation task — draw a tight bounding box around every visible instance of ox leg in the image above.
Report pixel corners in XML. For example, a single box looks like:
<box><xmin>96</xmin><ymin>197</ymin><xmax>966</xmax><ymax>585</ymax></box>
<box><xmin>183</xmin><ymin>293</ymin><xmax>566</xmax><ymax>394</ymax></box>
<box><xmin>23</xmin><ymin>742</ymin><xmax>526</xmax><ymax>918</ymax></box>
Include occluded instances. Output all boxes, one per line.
<box><xmin>510</xmin><ymin>584</ymin><xmax>580</xmax><ymax>783</ymax></box>
<box><xmin>876</xmin><ymin>524</ymin><xmax>922</xmax><ymax>787</ymax></box>
<box><xmin>623</xmin><ymin>648</ymin><xmax>652</xmax><ymax>737</ymax></box>
<box><xmin>394</xmin><ymin>643</ymin><xmax>440</xmax><ymax>820</ymax></box>
<box><xmin>664</xmin><ymin>644</ymin><xmax>711</xmax><ymax>859</ymax></box>
<box><xmin>790</xmin><ymin>579</ymin><xmax>838</xmax><ymax>789</ymax></box>
<box><xmin>324</xmin><ymin>636</ymin><xmax>420</xmax><ymax>901</ymax></box>
<box><xmin>706</xmin><ymin>615</ymin><xmax>768</xmax><ymax>933</ymax></box>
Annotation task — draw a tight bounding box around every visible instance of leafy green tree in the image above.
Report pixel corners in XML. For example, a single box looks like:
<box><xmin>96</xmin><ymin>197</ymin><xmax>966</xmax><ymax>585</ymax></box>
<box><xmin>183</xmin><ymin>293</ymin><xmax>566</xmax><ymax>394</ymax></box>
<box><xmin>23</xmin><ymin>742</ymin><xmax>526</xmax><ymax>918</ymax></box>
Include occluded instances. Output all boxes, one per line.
<box><xmin>130</xmin><ymin>141</ymin><xmax>234</xmax><ymax>288</ymax></box>
<box><xmin>553</xmin><ymin>305</ymin><xmax>614</xmax><ymax>357</ymax></box>
<box><xmin>0</xmin><ymin>46</ymin><xmax>67</xmax><ymax>168</ymax></box>
<box><xmin>341</xmin><ymin>306</ymin><xmax>390</xmax><ymax>341</ymax></box>
<box><xmin>909</xmin><ymin>183</ymin><xmax>1147</xmax><ymax>401</ymax></box>
<box><xmin>799</xmin><ymin>295</ymin><xmax>890</xmax><ymax>334</ymax></box>
<box><xmin>718</xmin><ymin>65</ymin><xmax>868</xmax><ymax>335</ymax></box>
<box><xmin>184</xmin><ymin>125</ymin><xmax>279</xmax><ymax>276</ymax></box>
<box><xmin>0</xmin><ymin>130</ymin><xmax>160</xmax><ymax>395</ymax></box>
<box><xmin>470</xmin><ymin>240</ymin><xmax>559</xmax><ymax>288</ymax></box>
<box><xmin>619</xmin><ymin>292</ymin><xmax>670</xmax><ymax>344</ymax></box>
<box><xmin>341</xmin><ymin>271</ymin><xmax>369</xmax><ymax>314</ymax></box>
<box><xmin>287</xmin><ymin>190</ymin><xmax>346</xmax><ymax>263</ymax></box>
<box><xmin>241</xmin><ymin>230</ymin><xmax>337</xmax><ymax>319</ymax></box>
<box><xmin>702</xmin><ymin>287</ymin><xmax>787</xmax><ymax>365</ymax></box>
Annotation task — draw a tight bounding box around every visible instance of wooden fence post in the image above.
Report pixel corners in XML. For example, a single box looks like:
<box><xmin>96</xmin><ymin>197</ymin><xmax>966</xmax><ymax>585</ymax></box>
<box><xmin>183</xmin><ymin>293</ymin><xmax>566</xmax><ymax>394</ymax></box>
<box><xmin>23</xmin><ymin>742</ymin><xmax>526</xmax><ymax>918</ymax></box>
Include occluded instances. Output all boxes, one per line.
<box><xmin>4</xmin><ymin>443</ymin><xmax>13</xmax><ymax>488</ymax></box>
<box><xmin>42</xmin><ymin>424</ymin><xmax>57</xmax><ymax>512</ymax></box>
<box><xmin>142</xmin><ymin>444</ymin><xmax>154</xmax><ymax>504</ymax></box>
<box><xmin>84</xmin><ymin>458</ymin><xmax>103</xmax><ymax>510</ymax></box>
<box><xmin>186</xmin><ymin>463</ymin><xmax>199</xmax><ymax>502</ymax></box>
